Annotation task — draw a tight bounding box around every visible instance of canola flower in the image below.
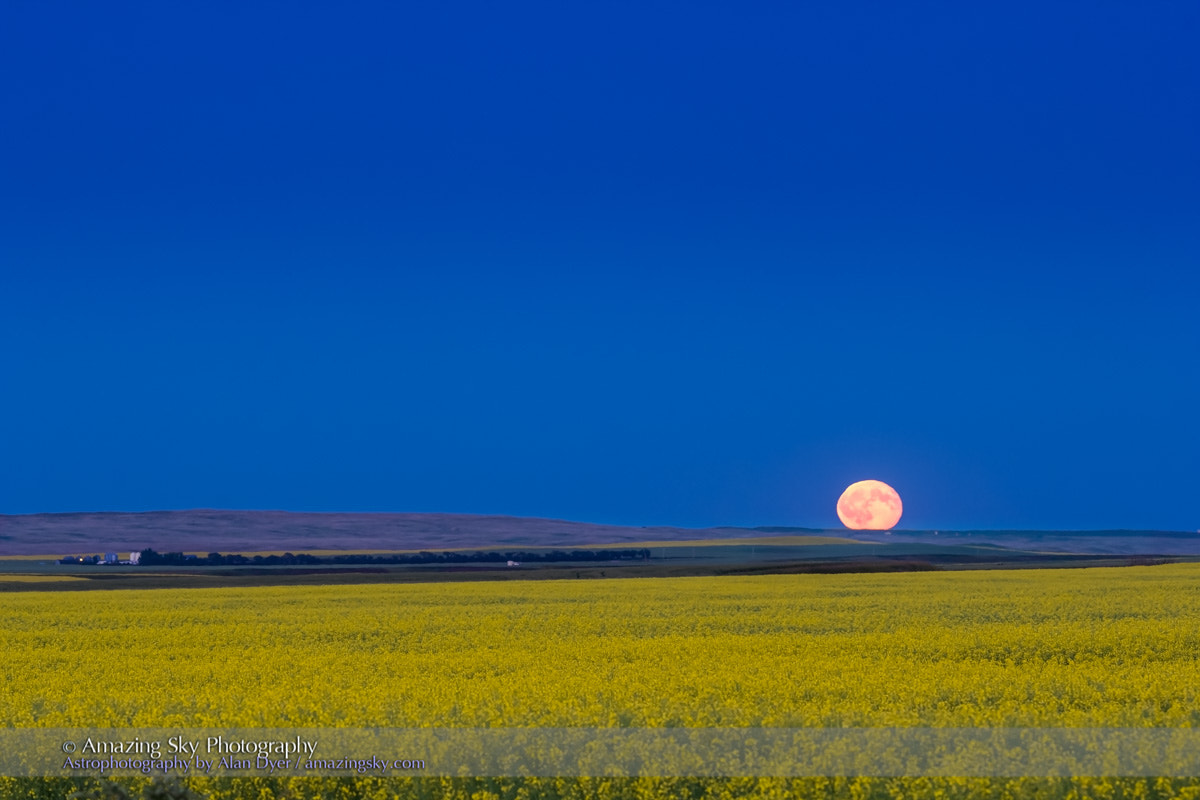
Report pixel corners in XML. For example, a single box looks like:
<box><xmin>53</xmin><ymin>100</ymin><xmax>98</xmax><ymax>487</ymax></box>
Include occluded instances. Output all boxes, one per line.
<box><xmin>4</xmin><ymin>564</ymin><xmax>1200</xmax><ymax>798</ymax></box>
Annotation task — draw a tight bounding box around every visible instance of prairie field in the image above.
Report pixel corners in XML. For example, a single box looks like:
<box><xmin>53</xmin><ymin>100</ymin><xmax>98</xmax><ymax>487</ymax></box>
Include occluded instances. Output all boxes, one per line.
<box><xmin>5</xmin><ymin>565</ymin><xmax>1200</xmax><ymax>799</ymax></box>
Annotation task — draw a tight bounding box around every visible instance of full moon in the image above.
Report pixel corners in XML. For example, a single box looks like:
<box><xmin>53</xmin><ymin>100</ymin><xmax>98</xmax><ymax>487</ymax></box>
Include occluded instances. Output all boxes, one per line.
<box><xmin>837</xmin><ymin>479</ymin><xmax>903</xmax><ymax>530</ymax></box>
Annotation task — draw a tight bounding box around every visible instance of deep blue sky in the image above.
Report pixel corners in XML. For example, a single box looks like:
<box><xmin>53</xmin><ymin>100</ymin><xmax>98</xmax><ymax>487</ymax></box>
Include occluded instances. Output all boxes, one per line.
<box><xmin>2</xmin><ymin>2</ymin><xmax>1197</xmax><ymax>530</ymax></box>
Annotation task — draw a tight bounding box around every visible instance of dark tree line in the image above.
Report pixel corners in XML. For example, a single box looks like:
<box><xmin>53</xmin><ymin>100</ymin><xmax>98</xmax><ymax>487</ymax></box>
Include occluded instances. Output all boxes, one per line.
<box><xmin>135</xmin><ymin>548</ymin><xmax>652</xmax><ymax>566</ymax></box>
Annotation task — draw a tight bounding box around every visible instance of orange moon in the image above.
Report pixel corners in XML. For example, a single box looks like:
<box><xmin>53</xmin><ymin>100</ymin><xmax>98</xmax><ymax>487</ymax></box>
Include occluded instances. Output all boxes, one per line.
<box><xmin>836</xmin><ymin>479</ymin><xmax>903</xmax><ymax>530</ymax></box>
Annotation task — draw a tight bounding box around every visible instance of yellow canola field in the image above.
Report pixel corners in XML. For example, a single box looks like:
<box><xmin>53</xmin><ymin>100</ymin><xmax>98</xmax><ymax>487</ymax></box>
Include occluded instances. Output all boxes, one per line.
<box><xmin>5</xmin><ymin>565</ymin><xmax>1200</xmax><ymax>799</ymax></box>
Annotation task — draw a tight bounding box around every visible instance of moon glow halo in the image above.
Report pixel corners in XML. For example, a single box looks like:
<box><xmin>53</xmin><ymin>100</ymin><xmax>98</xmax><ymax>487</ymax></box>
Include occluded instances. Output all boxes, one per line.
<box><xmin>837</xmin><ymin>480</ymin><xmax>903</xmax><ymax>530</ymax></box>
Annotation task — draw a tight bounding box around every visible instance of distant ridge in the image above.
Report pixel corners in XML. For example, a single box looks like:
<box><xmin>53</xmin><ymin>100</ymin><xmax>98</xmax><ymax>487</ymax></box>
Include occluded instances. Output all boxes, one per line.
<box><xmin>0</xmin><ymin>510</ymin><xmax>1195</xmax><ymax>556</ymax></box>
<box><xmin>0</xmin><ymin>509</ymin><xmax>765</xmax><ymax>556</ymax></box>
<box><xmin>828</xmin><ymin>527</ymin><xmax>1200</xmax><ymax>555</ymax></box>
